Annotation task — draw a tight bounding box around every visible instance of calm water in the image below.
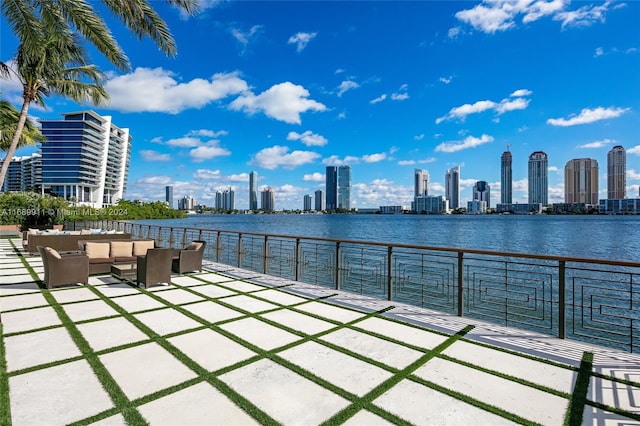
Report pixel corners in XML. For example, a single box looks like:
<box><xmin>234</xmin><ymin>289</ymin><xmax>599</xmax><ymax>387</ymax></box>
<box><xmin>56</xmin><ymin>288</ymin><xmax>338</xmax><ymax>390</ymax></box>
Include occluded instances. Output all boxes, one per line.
<box><xmin>131</xmin><ymin>214</ymin><xmax>640</xmax><ymax>262</ymax></box>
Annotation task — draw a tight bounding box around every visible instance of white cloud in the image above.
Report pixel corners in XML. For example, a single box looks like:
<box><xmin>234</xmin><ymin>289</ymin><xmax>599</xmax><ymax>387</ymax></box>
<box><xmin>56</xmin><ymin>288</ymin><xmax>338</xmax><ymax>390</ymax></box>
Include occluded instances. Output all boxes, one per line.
<box><xmin>626</xmin><ymin>169</ymin><xmax>640</xmax><ymax>180</ymax></box>
<box><xmin>228</xmin><ymin>173</ymin><xmax>249</xmax><ymax>182</ymax></box>
<box><xmin>628</xmin><ymin>145</ymin><xmax>640</xmax><ymax>155</ymax></box>
<box><xmin>139</xmin><ymin>150</ymin><xmax>171</xmax><ymax>162</ymax></box>
<box><xmin>370</xmin><ymin>94</ymin><xmax>387</xmax><ymax>104</ymax></box>
<box><xmin>362</xmin><ymin>153</ymin><xmax>387</xmax><ymax>163</ymax></box>
<box><xmin>495</xmin><ymin>97</ymin><xmax>530</xmax><ymax>114</ymax></box>
<box><xmin>164</xmin><ymin>137</ymin><xmax>202</xmax><ymax>148</ymax></box>
<box><xmin>548</xmin><ymin>166</ymin><xmax>560</xmax><ymax>173</ymax></box>
<box><xmin>577</xmin><ymin>138</ymin><xmax>615</xmax><ymax>149</ymax></box>
<box><xmin>448</xmin><ymin>27</ymin><xmax>462</xmax><ymax>38</ymax></box>
<box><xmin>189</xmin><ymin>142</ymin><xmax>231</xmax><ymax>162</ymax></box>
<box><xmin>187</xmin><ymin>129</ymin><xmax>228</xmax><ymax>138</ymax></box>
<box><xmin>353</xmin><ymin>179</ymin><xmax>413</xmax><ymax>208</ymax></box>
<box><xmin>135</xmin><ymin>176</ymin><xmax>172</xmax><ymax>186</ymax></box>
<box><xmin>105</xmin><ymin>68</ymin><xmax>248</xmax><ymax>113</ymax></box>
<box><xmin>230</xmin><ymin>82</ymin><xmax>326</xmax><ymax>124</ymax></box>
<box><xmin>547</xmin><ymin>106</ymin><xmax>629</xmax><ymax>126</ymax></box>
<box><xmin>391</xmin><ymin>92</ymin><xmax>409</xmax><ymax>101</ymax></box>
<box><xmin>231</xmin><ymin>25</ymin><xmax>263</xmax><ymax>54</ymax></box>
<box><xmin>595</xmin><ymin>47</ymin><xmax>605</xmax><ymax>57</ymax></box>
<box><xmin>436</xmin><ymin>100</ymin><xmax>497</xmax><ymax>123</ymax></box>
<box><xmin>454</xmin><ymin>0</ymin><xmax>610</xmax><ymax>34</ymax></box>
<box><xmin>439</xmin><ymin>76</ymin><xmax>453</xmax><ymax>84</ymax></box>
<box><xmin>510</xmin><ymin>89</ymin><xmax>532</xmax><ymax>97</ymax></box>
<box><xmin>287</xmin><ymin>131</ymin><xmax>328</xmax><ymax>147</ymax></box>
<box><xmin>337</xmin><ymin>80</ymin><xmax>359</xmax><ymax>97</ymax></box>
<box><xmin>288</xmin><ymin>32</ymin><xmax>317</xmax><ymax>52</ymax></box>
<box><xmin>303</xmin><ymin>172</ymin><xmax>325</xmax><ymax>182</ymax></box>
<box><xmin>414</xmin><ymin>134</ymin><xmax>425</xmax><ymax>141</ymax></box>
<box><xmin>398</xmin><ymin>160</ymin><xmax>416</xmax><ymax>166</ymax></box>
<box><xmin>251</xmin><ymin>145</ymin><xmax>321</xmax><ymax>170</ymax></box>
<box><xmin>435</xmin><ymin>134</ymin><xmax>494</xmax><ymax>153</ymax></box>
<box><xmin>193</xmin><ymin>169</ymin><xmax>222</xmax><ymax>180</ymax></box>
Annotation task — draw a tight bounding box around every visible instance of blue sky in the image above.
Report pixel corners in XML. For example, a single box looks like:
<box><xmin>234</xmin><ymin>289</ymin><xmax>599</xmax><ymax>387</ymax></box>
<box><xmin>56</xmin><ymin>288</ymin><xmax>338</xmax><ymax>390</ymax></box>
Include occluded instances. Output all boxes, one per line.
<box><xmin>1</xmin><ymin>0</ymin><xmax>639</xmax><ymax>209</ymax></box>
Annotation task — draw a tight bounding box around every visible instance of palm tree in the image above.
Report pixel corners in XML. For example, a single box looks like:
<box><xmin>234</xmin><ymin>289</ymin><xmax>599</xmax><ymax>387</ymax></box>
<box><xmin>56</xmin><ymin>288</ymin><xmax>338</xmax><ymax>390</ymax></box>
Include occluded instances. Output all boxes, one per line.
<box><xmin>1</xmin><ymin>0</ymin><xmax>199</xmax><ymax>72</ymax></box>
<box><xmin>0</xmin><ymin>99</ymin><xmax>45</xmax><ymax>152</ymax></box>
<box><xmin>0</xmin><ymin>28</ymin><xmax>109</xmax><ymax>187</ymax></box>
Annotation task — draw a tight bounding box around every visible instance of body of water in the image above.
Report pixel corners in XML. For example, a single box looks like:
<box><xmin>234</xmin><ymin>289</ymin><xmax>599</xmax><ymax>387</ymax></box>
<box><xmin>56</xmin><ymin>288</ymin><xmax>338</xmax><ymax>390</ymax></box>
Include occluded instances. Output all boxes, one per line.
<box><xmin>131</xmin><ymin>214</ymin><xmax>640</xmax><ymax>263</ymax></box>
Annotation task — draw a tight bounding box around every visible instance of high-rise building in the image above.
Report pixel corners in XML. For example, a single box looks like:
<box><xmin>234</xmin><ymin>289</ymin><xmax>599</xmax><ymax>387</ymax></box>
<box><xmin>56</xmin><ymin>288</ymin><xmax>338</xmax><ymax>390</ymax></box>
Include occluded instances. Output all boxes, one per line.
<box><xmin>165</xmin><ymin>186</ymin><xmax>173</xmax><ymax>208</ymax></box>
<box><xmin>607</xmin><ymin>146</ymin><xmax>626</xmax><ymax>199</ymax></box>
<box><xmin>565</xmin><ymin>158</ymin><xmax>599</xmax><ymax>204</ymax></box>
<box><xmin>338</xmin><ymin>165</ymin><xmax>351</xmax><ymax>210</ymax></box>
<box><xmin>528</xmin><ymin>151</ymin><xmax>548</xmax><ymax>206</ymax></box>
<box><xmin>314</xmin><ymin>189</ymin><xmax>324</xmax><ymax>211</ymax></box>
<box><xmin>445</xmin><ymin>166</ymin><xmax>460</xmax><ymax>210</ymax></box>
<box><xmin>303</xmin><ymin>194</ymin><xmax>312</xmax><ymax>211</ymax></box>
<box><xmin>178</xmin><ymin>196</ymin><xmax>195</xmax><ymax>210</ymax></box>
<box><xmin>325</xmin><ymin>166</ymin><xmax>338</xmax><ymax>210</ymax></box>
<box><xmin>473</xmin><ymin>181</ymin><xmax>491</xmax><ymax>208</ymax></box>
<box><xmin>215</xmin><ymin>187</ymin><xmax>235</xmax><ymax>210</ymax></box>
<box><xmin>1</xmin><ymin>153</ymin><xmax>42</xmax><ymax>193</ymax></box>
<box><xmin>40</xmin><ymin>110</ymin><xmax>131</xmax><ymax>208</ymax></box>
<box><xmin>414</xmin><ymin>169</ymin><xmax>429</xmax><ymax>197</ymax></box>
<box><xmin>261</xmin><ymin>187</ymin><xmax>275</xmax><ymax>211</ymax></box>
<box><xmin>249</xmin><ymin>171</ymin><xmax>258</xmax><ymax>210</ymax></box>
<box><xmin>501</xmin><ymin>149</ymin><xmax>512</xmax><ymax>204</ymax></box>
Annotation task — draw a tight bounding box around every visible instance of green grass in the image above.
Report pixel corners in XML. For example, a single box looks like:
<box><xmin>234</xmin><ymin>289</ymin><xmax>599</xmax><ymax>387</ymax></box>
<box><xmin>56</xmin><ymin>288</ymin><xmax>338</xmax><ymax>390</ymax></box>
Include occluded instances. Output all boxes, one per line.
<box><xmin>564</xmin><ymin>351</ymin><xmax>593</xmax><ymax>426</ymax></box>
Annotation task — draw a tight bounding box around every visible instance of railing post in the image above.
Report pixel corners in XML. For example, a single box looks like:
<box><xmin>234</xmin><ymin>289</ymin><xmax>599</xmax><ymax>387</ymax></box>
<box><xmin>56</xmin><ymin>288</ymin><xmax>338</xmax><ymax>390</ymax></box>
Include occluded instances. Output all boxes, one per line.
<box><xmin>387</xmin><ymin>246</ymin><xmax>393</xmax><ymax>301</ymax></box>
<box><xmin>458</xmin><ymin>252</ymin><xmax>464</xmax><ymax>317</ymax></box>
<box><xmin>295</xmin><ymin>238</ymin><xmax>301</xmax><ymax>281</ymax></box>
<box><xmin>263</xmin><ymin>235</ymin><xmax>268</xmax><ymax>274</ymax></box>
<box><xmin>182</xmin><ymin>229</ymin><xmax>188</xmax><ymax>247</ymax></box>
<box><xmin>237</xmin><ymin>233</ymin><xmax>243</xmax><ymax>267</ymax></box>
<box><xmin>335</xmin><ymin>241</ymin><xmax>341</xmax><ymax>291</ymax></box>
<box><xmin>158</xmin><ymin>227</ymin><xmax>164</xmax><ymax>247</ymax></box>
<box><xmin>169</xmin><ymin>228</ymin><xmax>174</xmax><ymax>248</ymax></box>
<box><xmin>559</xmin><ymin>260</ymin><xmax>566</xmax><ymax>339</ymax></box>
<box><xmin>216</xmin><ymin>231</ymin><xmax>221</xmax><ymax>262</ymax></box>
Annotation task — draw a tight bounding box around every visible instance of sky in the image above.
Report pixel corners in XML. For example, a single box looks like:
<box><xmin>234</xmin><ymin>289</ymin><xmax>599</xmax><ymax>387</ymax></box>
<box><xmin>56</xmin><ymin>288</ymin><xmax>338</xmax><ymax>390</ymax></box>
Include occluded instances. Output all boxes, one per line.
<box><xmin>1</xmin><ymin>0</ymin><xmax>639</xmax><ymax>210</ymax></box>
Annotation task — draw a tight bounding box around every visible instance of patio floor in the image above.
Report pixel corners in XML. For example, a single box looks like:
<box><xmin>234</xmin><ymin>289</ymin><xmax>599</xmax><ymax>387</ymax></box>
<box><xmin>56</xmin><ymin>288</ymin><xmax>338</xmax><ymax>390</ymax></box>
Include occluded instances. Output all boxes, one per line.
<box><xmin>1</xmin><ymin>236</ymin><xmax>639</xmax><ymax>425</ymax></box>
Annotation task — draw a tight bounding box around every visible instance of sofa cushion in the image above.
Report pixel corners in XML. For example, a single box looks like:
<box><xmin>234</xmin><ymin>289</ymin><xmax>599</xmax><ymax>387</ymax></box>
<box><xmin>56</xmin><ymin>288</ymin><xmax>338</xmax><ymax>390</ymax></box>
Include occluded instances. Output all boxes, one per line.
<box><xmin>89</xmin><ymin>258</ymin><xmax>115</xmax><ymax>264</ymax></box>
<box><xmin>80</xmin><ymin>229</ymin><xmax>92</xmax><ymax>235</ymax></box>
<box><xmin>44</xmin><ymin>246</ymin><xmax>62</xmax><ymax>259</ymax></box>
<box><xmin>133</xmin><ymin>240</ymin><xmax>155</xmax><ymax>256</ymax></box>
<box><xmin>110</xmin><ymin>241</ymin><xmax>133</xmax><ymax>258</ymax></box>
<box><xmin>186</xmin><ymin>241</ymin><xmax>204</xmax><ymax>251</ymax></box>
<box><xmin>85</xmin><ymin>242</ymin><xmax>110</xmax><ymax>259</ymax></box>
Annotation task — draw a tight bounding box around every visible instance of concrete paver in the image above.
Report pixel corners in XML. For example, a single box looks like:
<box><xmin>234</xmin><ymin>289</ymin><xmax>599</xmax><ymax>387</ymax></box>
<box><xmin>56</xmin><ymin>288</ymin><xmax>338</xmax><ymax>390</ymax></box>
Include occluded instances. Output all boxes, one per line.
<box><xmin>221</xmin><ymin>294</ymin><xmax>280</xmax><ymax>313</ymax></box>
<box><xmin>296</xmin><ymin>301</ymin><xmax>366</xmax><ymax>323</ymax></box>
<box><xmin>0</xmin><ymin>292</ymin><xmax>48</xmax><ymax>312</ymax></box>
<box><xmin>77</xmin><ymin>316</ymin><xmax>149</xmax><ymax>352</ymax></box>
<box><xmin>1</xmin><ymin>305</ymin><xmax>62</xmax><ymax>333</ymax></box>
<box><xmin>252</xmin><ymin>289</ymin><xmax>309</xmax><ymax>305</ymax></box>
<box><xmin>109</xmin><ymin>293</ymin><xmax>167</xmax><ymax>313</ymax></box>
<box><xmin>62</xmin><ymin>299</ymin><xmax>120</xmax><ymax>322</ymax></box>
<box><xmin>355</xmin><ymin>316</ymin><xmax>448</xmax><ymax>350</ymax></box>
<box><xmin>5</xmin><ymin>327</ymin><xmax>81</xmax><ymax>372</ymax></box>
<box><xmin>189</xmin><ymin>284</ymin><xmax>238</xmax><ymax>298</ymax></box>
<box><xmin>180</xmin><ymin>300</ymin><xmax>244</xmax><ymax>323</ymax></box>
<box><xmin>51</xmin><ymin>287</ymin><xmax>100</xmax><ymax>304</ymax></box>
<box><xmin>134</xmin><ymin>308</ymin><xmax>203</xmax><ymax>336</ymax></box>
<box><xmin>588</xmin><ymin>376</ymin><xmax>640</xmax><ymax>414</ymax></box>
<box><xmin>261</xmin><ymin>309</ymin><xmax>337</xmax><ymax>335</ymax></box>
<box><xmin>219</xmin><ymin>317</ymin><xmax>302</xmax><ymax>350</ymax></box>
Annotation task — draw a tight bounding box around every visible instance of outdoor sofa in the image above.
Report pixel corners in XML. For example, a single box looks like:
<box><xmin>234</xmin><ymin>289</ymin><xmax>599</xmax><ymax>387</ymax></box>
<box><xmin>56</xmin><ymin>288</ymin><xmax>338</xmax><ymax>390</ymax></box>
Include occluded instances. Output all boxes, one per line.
<box><xmin>24</xmin><ymin>230</ymin><xmax>131</xmax><ymax>254</ymax></box>
<box><xmin>77</xmin><ymin>239</ymin><xmax>156</xmax><ymax>275</ymax></box>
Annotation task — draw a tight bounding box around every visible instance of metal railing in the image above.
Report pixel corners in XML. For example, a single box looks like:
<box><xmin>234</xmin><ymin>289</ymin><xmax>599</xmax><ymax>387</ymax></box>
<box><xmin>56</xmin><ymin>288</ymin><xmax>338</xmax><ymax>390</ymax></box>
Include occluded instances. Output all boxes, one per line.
<box><xmin>80</xmin><ymin>219</ymin><xmax>640</xmax><ymax>352</ymax></box>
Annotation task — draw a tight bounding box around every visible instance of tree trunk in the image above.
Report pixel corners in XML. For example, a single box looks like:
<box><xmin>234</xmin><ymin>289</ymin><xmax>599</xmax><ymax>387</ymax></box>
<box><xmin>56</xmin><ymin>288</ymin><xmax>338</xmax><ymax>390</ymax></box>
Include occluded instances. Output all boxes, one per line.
<box><xmin>0</xmin><ymin>99</ymin><xmax>30</xmax><ymax>189</ymax></box>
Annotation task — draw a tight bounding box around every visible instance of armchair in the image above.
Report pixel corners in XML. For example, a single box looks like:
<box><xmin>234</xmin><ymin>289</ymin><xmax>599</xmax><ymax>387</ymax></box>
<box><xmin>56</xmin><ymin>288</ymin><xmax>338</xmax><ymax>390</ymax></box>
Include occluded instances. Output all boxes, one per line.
<box><xmin>137</xmin><ymin>248</ymin><xmax>174</xmax><ymax>288</ymax></box>
<box><xmin>172</xmin><ymin>240</ymin><xmax>206</xmax><ymax>274</ymax></box>
<box><xmin>37</xmin><ymin>246</ymin><xmax>89</xmax><ymax>289</ymax></box>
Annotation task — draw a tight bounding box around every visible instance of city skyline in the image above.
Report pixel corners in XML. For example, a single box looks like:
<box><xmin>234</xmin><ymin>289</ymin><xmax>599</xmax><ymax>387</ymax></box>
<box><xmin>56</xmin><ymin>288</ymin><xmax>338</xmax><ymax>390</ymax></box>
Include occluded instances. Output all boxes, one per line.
<box><xmin>1</xmin><ymin>1</ymin><xmax>638</xmax><ymax>209</ymax></box>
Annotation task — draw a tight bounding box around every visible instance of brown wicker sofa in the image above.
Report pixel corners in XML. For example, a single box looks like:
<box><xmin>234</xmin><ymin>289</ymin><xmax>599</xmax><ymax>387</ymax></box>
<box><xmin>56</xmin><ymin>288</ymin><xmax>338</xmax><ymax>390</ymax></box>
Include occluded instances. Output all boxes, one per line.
<box><xmin>24</xmin><ymin>231</ymin><xmax>132</xmax><ymax>254</ymax></box>
<box><xmin>77</xmin><ymin>239</ymin><xmax>155</xmax><ymax>275</ymax></box>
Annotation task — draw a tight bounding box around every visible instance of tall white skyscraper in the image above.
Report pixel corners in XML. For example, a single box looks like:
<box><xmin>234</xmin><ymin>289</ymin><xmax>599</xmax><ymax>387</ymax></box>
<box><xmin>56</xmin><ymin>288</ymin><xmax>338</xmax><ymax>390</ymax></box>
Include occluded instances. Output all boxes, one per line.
<box><xmin>607</xmin><ymin>145</ymin><xmax>626</xmax><ymax>199</ymax></box>
<box><xmin>445</xmin><ymin>166</ymin><xmax>460</xmax><ymax>210</ymax></box>
<box><xmin>249</xmin><ymin>171</ymin><xmax>258</xmax><ymax>210</ymax></box>
<box><xmin>40</xmin><ymin>110</ymin><xmax>131</xmax><ymax>208</ymax></box>
<box><xmin>338</xmin><ymin>165</ymin><xmax>351</xmax><ymax>210</ymax></box>
<box><xmin>528</xmin><ymin>151</ymin><xmax>548</xmax><ymax>206</ymax></box>
<box><xmin>414</xmin><ymin>169</ymin><xmax>429</xmax><ymax>197</ymax></box>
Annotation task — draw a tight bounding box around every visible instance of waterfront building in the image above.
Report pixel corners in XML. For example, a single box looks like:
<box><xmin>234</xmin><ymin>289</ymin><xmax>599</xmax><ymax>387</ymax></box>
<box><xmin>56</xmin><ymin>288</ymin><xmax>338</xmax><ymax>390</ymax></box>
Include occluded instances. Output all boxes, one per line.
<box><xmin>178</xmin><ymin>196</ymin><xmax>195</xmax><ymax>210</ymax></box>
<box><xmin>314</xmin><ymin>189</ymin><xmax>324</xmax><ymax>211</ymax></box>
<box><xmin>0</xmin><ymin>153</ymin><xmax>42</xmax><ymax>193</ymax></box>
<box><xmin>414</xmin><ymin>169</ymin><xmax>429</xmax><ymax>197</ymax></box>
<box><xmin>303</xmin><ymin>194</ymin><xmax>312</xmax><ymax>211</ymax></box>
<box><xmin>215</xmin><ymin>188</ymin><xmax>235</xmax><ymax>211</ymax></box>
<box><xmin>472</xmin><ymin>181</ymin><xmax>490</xmax><ymax>208</ymax></box>
<box><xmin>414</xmin><ymin>195</ymin><xmax>448</xmax><ymax>214</ymax></box>
<box><xmin>445</xmin><ymin>166</ymin><xmax>460</xmax><ymax>210</ymax></box>
<box><xmin>261</xmin><ymin>187</ymin><xmax>275</xmax><ymax>211</ymax></box>
<box><xmin>249</xmin><ymin>171</ymin><xmax>258</xmax><ymax>210</ymax></box>
<box><xmin>501</xmin><ymin>149</ymin><xmax>512</xmax><ymax>204</ymax></box>
<box><xmin>379</xmin><ymin>205</ymin><xmax>405</xmax><ymax>214</ymax></box>
<box><xmin>528</xmin><ymin>151</ymin><xmax>548</xmax><ymax>206</ymax></box>
<box><xmin>325</xmin><ymin>166</ymin><xmax>338</xmax><ymax>210</ymax></box>
<box><xmin>565</xmin><ymin>158</ymin><xmax>598</xmax><ymax>205</ymax></box>
<box><xmin>338</xmin><ymin>165</ymin><xmax>351</xmax><ymax>210</ymax></box>
<box><xmin>599</xmin><ymin>198</ymin><xmax>640</xmax><ymax>214</ymax></box>
<box><xmin>40</xmin><ymin>110</ymin><xmax>131</xmax><ymax>208</ymax></box>
<box><xmin>165</xmin><ymin>186</ymin><xmax>173</xmax><ymax>208</ymax></box>
<box><xmin>496</xmin><ymin>203</ymin><xmax>543</xmax><ymax>214</ymax></box>
<box><xmin>467</xmin><ymin>200</ymin><xmax>487</xmax><ymax>214</ymax></box>
<box><xmin>607</xmin><ymin>146</ymin><xmax>626</xmax><ymax>199</ymax></box>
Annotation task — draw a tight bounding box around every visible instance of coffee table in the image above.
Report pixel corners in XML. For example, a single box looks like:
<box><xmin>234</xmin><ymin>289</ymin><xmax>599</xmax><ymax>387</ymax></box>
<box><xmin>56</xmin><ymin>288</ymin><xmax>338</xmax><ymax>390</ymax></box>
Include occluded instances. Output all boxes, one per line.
<box><xmin>110</xmin><ymin>264</ymin><xmax>137</xmax><ymax>282</ymax></box>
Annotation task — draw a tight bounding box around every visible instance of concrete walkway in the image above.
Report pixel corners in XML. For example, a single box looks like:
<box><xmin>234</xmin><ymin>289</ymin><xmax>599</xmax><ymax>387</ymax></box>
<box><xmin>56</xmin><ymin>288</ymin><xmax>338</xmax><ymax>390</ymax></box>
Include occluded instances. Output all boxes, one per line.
<box><xmin>1</xmin><ymin>236</ymin><xmax>639</xmax><ymax>425</ymax></box>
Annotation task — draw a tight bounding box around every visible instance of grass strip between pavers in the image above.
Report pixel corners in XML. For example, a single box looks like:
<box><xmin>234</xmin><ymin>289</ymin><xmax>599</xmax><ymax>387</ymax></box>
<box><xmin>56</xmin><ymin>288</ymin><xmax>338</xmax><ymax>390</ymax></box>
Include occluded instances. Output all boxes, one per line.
<box><xmin>564</xmin><ymin>351</ymin><xmax>593</xmax><ymax>426</ymax></box>
<box><xmin>320</xmin><ymin>324</ymin><xmax>476</xmax><ymax>425</ymax></box>
<box><xmin>0</xmin><ymin>323</ymin><xmax>12</xmax><ymax>426</ymax></box>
